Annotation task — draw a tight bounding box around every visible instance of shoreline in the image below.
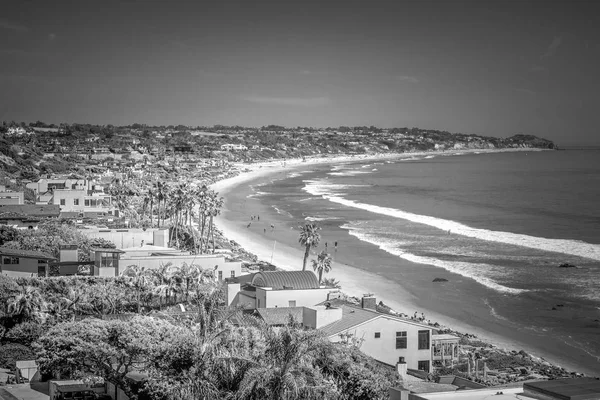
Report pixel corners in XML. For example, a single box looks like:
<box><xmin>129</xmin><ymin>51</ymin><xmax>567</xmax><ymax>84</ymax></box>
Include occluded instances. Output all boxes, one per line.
<box><xmin>210</xmin><ymin>148</ymin><xmax>594</xmax><ymax>376</ymax></box>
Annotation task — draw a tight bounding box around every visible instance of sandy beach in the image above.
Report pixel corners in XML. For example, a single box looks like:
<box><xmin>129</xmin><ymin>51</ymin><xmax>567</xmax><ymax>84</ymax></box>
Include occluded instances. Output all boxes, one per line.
<box><xmin>210</xmin><ymin>148</ymin><xmax>593</xmax><ymax>375</ymax></box>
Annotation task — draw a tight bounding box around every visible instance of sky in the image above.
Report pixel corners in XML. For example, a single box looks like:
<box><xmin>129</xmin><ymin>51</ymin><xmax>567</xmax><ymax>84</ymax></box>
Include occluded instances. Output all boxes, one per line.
<box><xmin>1</xmin><ymin>0</ymin><xmax>599</xmax><ymax>145</ymax></box>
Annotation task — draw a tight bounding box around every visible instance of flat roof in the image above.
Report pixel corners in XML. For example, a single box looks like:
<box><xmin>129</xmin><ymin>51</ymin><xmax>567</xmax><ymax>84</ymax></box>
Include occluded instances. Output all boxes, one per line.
<box><xmin>524</xmin><ymin>378</ymin><xmax>600</xmax><ymax>400</ymax></box>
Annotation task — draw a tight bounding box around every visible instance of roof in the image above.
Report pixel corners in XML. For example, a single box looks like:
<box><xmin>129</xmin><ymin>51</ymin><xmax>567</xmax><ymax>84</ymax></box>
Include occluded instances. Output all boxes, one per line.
<box><xmin>0</xmin><ymin>204</ymin><xmax>60</xmax><ymax>218</ymax></box>
<box><xmin>89</xmin><ymin>247</ymin><xmax>125</xmax><ymax>253</ymax></box>
<box><xmin>524</xmin><ymin>378</ymin><xmax>600</xmax><ymax>400</ymax></box>
<box><xmin>15</xmin><ymin>360</ymin><xmax>37</xmax><ymax>369</ymax></box>
<box><xmin>432</xmin><ymin>334</ymin><xmax>460</xmax><ymax>342</ymax></box>
<box><xmin>256</xmin><ymin>307</ymin><xmax>304</xmax><ymax>326</ymax></box>
<box><xmin>251</xmin><ymin>270</ymin><xmax>320</xmax><ymax>290</ymax></box>
<box><xmin>319</xmin><ymin>304</ymin><xmax>432</xmax><ymax>337</ymax></box>
<box><xmin>0</xmin><ymin>247</ymin><xmax>55</xmax><ymax>260</ymax></box>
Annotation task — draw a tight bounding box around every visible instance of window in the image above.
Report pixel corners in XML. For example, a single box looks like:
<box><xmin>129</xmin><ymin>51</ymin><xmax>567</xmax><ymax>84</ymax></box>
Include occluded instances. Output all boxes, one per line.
<box><xmin>374</xmin><ymin>332</ymin><xmax>381</xmax><ymax>339</ymax></box>
<box><xmin>418</xmin><ymin>330</ymin><xmax>430</xmax><ymax>350</ymax></box>
<box><xmin>3</xmin><ymin>257</ymin><xmax>19</xmax><ymax>265</ymax></box>
<box><xmin>396</xmin><ymin>331</ymin><xmax>407</xmax><ymax>349</ymax></box>
<box><xmin>289</xmin><ymin>300</ymin><xmax>296</xmax><ymax>307</ymax></box>
<box><xmin>230</xmin><ymin>270</ymin><xmax>235</xmax><ymax>278</ymax></box>
<box><xmin>60</xmin><ymin>199</ymin><xmax>66</xmax><ymax>205</ymax></box>
<box><xmin>74</xmin><ymin>199</ymin><xmax>79</xmax><ymax>205</ymax></box>
<box><xmin>100</xmin><ymin>253</ymin><xmax>118</xmax><ymax>268</ymax></box>
<box><xmin>38</xmin><ymin>259</ymin><xmax>47</xmax><ymax>264</ymax></box>
<box><xmin>85</xmin><ymin>199</ymin><xmax>90</xmax><ymax>206</ymax></box>
<box><xmin>38</xmin><ymin>265</ymin><xmax>47</xmax><ymax>277</ymax></box>
<box><xmin>418</xmin><ymin>360</ymin><xmax>430</xmax><ymax>373</ymax></box>
<box><xmin>218</xmin><ymin>271</ymin><xmax>223</xmax><ymax>281</ymax></box>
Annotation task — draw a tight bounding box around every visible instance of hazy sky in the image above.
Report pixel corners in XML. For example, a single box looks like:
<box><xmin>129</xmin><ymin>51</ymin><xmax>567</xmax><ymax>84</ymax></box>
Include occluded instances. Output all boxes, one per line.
<box><xmin>1</xmin><ymin>0</ymin><xmax>599</xmax><ymax>145</ymax></box>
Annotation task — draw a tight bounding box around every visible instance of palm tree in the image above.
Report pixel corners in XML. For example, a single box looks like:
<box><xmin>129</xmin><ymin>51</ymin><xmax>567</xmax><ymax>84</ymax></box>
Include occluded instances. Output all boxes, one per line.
<box><xmin>154</xmin><ymin>181</ymin><xmax>170</xmax><ymax>228</ymax></box>
<box><xmin>173</xmin><ymin>263</ymin><xmax>201</xmax><ymax>302</ymax></box>
<box><xmin>298</xmin><ymin>223</ymin><xmax>321</xmax><ymax>271</ymax></box>
<box><xmin>121</xmin><ymin>264</ymin><xmax>151</xmax><ymax>312</ymax></box>
<box><xmin>311</xmin><ymin>250</ymin><xmax>332</xmax><ymax>284</ymax></box>
<box><xmin>7</xmin><ymin>285</ymin><xmax>48</xmax><ymax>323</ymax></box>
<box><xmin>236</xmin><ymin>323</ymin><xmax>328</xmax><ymax>399</ymax></box>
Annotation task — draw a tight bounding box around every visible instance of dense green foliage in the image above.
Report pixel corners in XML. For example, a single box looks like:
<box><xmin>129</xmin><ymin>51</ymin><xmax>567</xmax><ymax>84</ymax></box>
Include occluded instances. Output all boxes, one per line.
<box><xmin>0</xmin><ymin>271</ymin><xmax>399</xmax><ymax>399</ymax></box>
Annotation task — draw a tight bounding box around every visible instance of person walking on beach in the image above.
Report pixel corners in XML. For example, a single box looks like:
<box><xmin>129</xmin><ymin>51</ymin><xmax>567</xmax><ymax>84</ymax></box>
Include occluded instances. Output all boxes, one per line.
<box><xmin>334</xmin><ymin>241</ymin><xmax>338</xmax><ymax>251</ymax></box>
<box><xmin>247</xmin><ymin>222</ymin><xmax>251</xmax><ymax>228</ymax></box>
<box><xmin>264</xmin><ymin>228</ymin><xmax>266</xmax><ymax>234</ymax></box>
<box><xmin>257</xmin><ymin>215</ymin><xmax>260</xmax><ymax>221</ymax></box>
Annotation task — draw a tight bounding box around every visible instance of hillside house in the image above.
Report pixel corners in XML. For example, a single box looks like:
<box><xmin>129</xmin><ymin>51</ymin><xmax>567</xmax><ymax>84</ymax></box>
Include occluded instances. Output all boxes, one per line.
<box><xmin>227</xmin><ymin>271</ymin><xmax>334</xmax><ymax>309</ymax></box>
<box><xmin>317</xmin><ymin>297</ymin><xmax>435</xmax><ymax>372</ymax></box>
<box><xmin>0</xmin><ymin>204</ymin><xmax>60</xmax><ymax>228</ymax></box>
<box><xmin>0</xmin><ymin>247</ymin><xmax>56</xmax><ymax>277</ymax></box>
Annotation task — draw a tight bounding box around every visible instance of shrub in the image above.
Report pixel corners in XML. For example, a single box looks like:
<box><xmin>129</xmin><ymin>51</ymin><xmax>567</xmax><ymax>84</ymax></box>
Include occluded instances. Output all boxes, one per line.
<box><xmin>5</xmin><ymin>322</ymin><xmax>46</xmax><ymax>345</ymax></box>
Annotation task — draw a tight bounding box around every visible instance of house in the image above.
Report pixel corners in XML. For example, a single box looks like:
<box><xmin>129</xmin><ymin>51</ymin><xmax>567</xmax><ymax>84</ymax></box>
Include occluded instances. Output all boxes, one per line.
<box><xmin>0</xmin><ymin>204</ymin><xmax>60</xmax><ymax>228</ymax></box>
<box><xmin>119</xmin><ymin>245</ymin><xmax>241</xmax><ymax>281</ymax></box>
<box><xmin>227</xmin><ymin>271</ymin><xmax>334</xmax><ymax>309</ymax></box>
<box><xmin>0</xmin><ymin>189</ymin><xmax>24</xmax><ymax>205</ymax></box>
<box><xmin>318</xmin><ymin>297</ymin><xmax>435</xmax><ymax>372</ymax></box>
<box><xmin>90</xmin><ymin>247</ymin><xmax>125</xmax><ymax>277</ymax></box>
<box><xmin>220</xmin><ymin>143</ymin><xmax>248</xmax><ymax>151</ymax></box>
<box><xmin>0</xmin><ymin>247</ymin><xmax>56</xmax><ymax>277</ymax></box>
<box><xmin>48</xmin><ymin>244</ymin><xmax>94</xmax><ymax>276</ymax></box>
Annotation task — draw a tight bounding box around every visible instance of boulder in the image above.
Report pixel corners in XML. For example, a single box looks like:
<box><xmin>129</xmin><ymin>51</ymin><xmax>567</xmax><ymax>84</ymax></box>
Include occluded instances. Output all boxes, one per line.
<box><xmin>433</xmin><ymin>277</ymin><xmax>449</xmax><ymax>282</ymax></box>
<box><xmin>558</xmin><ymin>263</ymin><xmax>577</xmax><ymax>268</ymax></box>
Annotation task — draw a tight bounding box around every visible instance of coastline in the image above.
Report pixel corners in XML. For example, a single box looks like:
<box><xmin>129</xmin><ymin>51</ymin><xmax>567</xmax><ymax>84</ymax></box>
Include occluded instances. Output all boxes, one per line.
<box><xmin>210</xmin><ymin>148</ymin><xmax>594</xmax><ymax>376</ymax></box>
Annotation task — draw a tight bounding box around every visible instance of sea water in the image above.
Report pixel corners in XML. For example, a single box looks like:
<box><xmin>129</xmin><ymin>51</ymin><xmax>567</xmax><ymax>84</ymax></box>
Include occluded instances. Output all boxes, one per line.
<box><xmin>249</xmin><ymin>150</ymin><xmax>600</xmax><ymax>374</ymax></box>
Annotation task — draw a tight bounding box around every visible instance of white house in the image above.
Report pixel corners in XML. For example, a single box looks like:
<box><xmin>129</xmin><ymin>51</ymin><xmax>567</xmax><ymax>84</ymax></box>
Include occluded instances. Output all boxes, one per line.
<box><xmin>227</xmin><ymin>271</ymin><xmax>334</xmax><ymax>309</ymax></box>
<box><xmin>318</xmin><ymin>297</ymin><xmax>435</xmax><ymax>372</ymax></box>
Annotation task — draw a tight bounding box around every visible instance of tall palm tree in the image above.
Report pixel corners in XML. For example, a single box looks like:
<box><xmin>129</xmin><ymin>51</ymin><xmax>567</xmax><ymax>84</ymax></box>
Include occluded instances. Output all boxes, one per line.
<box><xmin>121</xmin><ymin>264</ymin><xmax>151</xmax><ymax>312</ymax></box>
<box><xmin>207</xmin><ymin>191</ymin><xmax>224</xmax><ymax>253</ymax></box>
<box><xmin>298</xmin><ymin>223</ymin><xmax>321</xmax><ymax>271</ymax></box>
<box><xmin>154</xmin><ymin>181</ymin><xmax>169</xmax><ymax>228</ymax></box>
<box><xmin>236</xmin><ymin>324</ymin><xmax>328</xmax><ymax>399</ymax></box>
<box><xmin>7</xmin><ymin>285</ymin><xmax>48</xmax><ymax>323</ymax></box>
<box><xmin>311</xmin><ymin>250</ymin><xmax>332</xmax><ymax>284</ymax></box>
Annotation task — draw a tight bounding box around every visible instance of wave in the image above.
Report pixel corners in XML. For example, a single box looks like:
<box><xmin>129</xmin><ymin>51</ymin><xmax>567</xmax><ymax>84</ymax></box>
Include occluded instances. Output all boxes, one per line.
<box><xmin>303</xmin><ymin>180</ymin><xmax>370</xmax><ymax>196</ymax></box>
<box><xmin>328</xmin><ymin>170</ymin><xmax>372</xmax><ymax>176</ymax></box>
<box><xmin>424</xmin><ymin>155</ymin><xmax>435</xmax><ymax>159</ymax></box>
<box><xmin>342</xmin><ymin>224</ymin><xmax>528</xmax><ymax>295</ymax></box>
<box><xmin>271</xmin><ymin>205</ymin><xmax>293</xmax><ymax>218</ymax></box>
<box><xmin>304</xmin><ymin>180</ymin><xmax>600</xmax><ymax>261</ymax></box>
<box><xmin>305</xmin><ymin>215</ymin><xmax>342</xmax><ymax>222</ymax></box>
<box><xmin>247</xmin><ymin>191</ymin><xmax>269</xmax><ymax>198</ymax></box>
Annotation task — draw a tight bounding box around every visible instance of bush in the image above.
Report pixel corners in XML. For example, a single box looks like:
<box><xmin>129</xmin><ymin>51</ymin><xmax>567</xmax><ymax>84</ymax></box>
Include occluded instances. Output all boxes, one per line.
<box><xmin>5</xmin><ymin>322</ymin><xmax>46</xmax><ymax>345</ymax></box>
<box><xmin>0</xmin><ymin>343</ymin><xmax>36</xmax><ymax>369</ymax></box>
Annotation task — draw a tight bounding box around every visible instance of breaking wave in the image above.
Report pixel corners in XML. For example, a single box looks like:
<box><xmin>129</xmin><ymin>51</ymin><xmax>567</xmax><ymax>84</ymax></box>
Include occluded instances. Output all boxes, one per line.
<box><xmin>341</xmin><ymin>223</ymin><xmax>528</xmax><ymax>295</ymax></box>
<box><xmin>305</xmin><ymin>180</ymin><xmax>600</xmax><ymax>261</ymax></box>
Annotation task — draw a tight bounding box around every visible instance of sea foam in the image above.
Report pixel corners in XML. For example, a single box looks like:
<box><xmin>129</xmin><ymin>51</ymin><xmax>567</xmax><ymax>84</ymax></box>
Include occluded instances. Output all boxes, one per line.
<box><xmin>341</xmin><ymin>223</ymin><xmax>528</xmax><ymax>295</ymax></box>
<box><xmin>305</xmin><ymin>180</ymin><xmax>600</xmax><ymax>261</ymax></box>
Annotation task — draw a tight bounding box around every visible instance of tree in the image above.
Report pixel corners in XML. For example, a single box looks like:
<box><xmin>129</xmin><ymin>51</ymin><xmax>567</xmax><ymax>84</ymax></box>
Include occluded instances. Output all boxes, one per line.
<box><xmin>121</xmin><ymin>265</ymin><xmax>151</xmax><ymax>312</ymax></box>
<box><xmin>298</xmin><ymin>223</ymin><xmax>321</xmax><ymax>272</ymax></box>
<box><xmin>34</xmin><ymin>317</ymin><xmax>186</xmax><ymax>399</ymax></box>
<box><xmin>6</xmin><ymin>285</ymin><xmax>48</xmax><ymax>323</ymax></box>
<box><xmin>236</xmin><ymin>321</ymin><xmax>334</xmax><ymax>399</ymax></box>
<box><xmin>311</xmin><ymin>250</ymin><xmax>332</xmax><ymax>284</ymax></box>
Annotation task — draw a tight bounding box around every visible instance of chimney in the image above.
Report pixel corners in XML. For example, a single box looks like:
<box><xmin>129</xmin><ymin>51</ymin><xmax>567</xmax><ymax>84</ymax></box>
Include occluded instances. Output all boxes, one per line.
<box><xmin>361</xmin><ymin>295</ymin><xmax>377</xmax><ymax>310</ymax></box>
<box><xmin>396</xmin><ymin>358</ymin><xmax>407</xmax><ymax>382</ymax></box>
<box><xmin>59</xmin><ymin>244</ymin><xmax>78</xmax><ymax>262</ymax></box>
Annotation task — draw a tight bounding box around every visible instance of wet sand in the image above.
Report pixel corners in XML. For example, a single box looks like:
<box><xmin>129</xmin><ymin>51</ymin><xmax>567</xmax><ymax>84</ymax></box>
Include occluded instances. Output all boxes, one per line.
<box><xmin>210</xmin><ymin>149</ymin><xmax>596</xmax><ymax>376</ymax></box>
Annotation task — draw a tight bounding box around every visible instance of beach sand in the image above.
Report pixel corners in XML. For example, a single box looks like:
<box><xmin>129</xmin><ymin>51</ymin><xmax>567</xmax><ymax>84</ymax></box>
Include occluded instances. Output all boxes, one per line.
<box><xmin>210</xmin><ymin>148</ymin><xmax>591</xmax><ymax>375</ymax></box>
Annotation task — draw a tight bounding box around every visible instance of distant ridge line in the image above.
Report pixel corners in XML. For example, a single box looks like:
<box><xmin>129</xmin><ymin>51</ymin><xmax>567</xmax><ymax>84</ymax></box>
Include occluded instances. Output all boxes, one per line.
<box><xmin>560</xmin><ymin>146</ymin><xmax>600</xmax><ymax>150</ymax></box>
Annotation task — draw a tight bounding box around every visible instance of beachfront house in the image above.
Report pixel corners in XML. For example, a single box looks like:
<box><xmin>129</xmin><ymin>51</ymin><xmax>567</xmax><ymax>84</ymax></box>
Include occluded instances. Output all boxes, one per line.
<box><xmin>0</xmin><ymin>247</ymin><xmax>56</xmax><ymax>277</ymax></box>
<box><xmin>318</xmin><ymin>297</ymin><xmax>435</xmax><ymax>372</ymax></box>
<box><xmin>227</xmin><ymin>270</ymin><xmax>334</xmax><ymax>309</ymax></box>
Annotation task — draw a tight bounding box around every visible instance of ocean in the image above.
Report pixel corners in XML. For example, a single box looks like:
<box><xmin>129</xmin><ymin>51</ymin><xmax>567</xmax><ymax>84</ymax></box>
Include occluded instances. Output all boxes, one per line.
<box><xmin>236</xmin><ymin>150</ymin><xmax>600</xmax><ymax>375</ymax></box>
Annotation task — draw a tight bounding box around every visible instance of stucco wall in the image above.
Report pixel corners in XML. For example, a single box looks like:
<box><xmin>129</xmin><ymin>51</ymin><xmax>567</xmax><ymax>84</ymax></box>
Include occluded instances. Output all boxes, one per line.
<box><xmin>0</xmin><ymin>257</ymin><xmax>42</xmax><ymax>277</ymax></box>
<box><xmin>328</xmin><ymin>316</ymin><xmax>432</xmax><ymax>369</ymax></box>
<box><xmin>257</xmin><ymin>287</ymin><xmax>332</xmax><ymax>308</ymax></box>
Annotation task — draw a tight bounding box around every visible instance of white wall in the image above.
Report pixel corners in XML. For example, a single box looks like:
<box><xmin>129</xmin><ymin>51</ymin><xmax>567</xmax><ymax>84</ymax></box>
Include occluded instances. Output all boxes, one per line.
<box><xmin>328</xmin><ymin>316</ymin><xmax>432</xmax><ymax>370</ymax></box>
<box><xmin>83</xmin><ymin>228</ymin><xmax>157</xmax><ymax>248</ymax></box>
<box><xmin>119</xmin><ymin>254</ymin><xmax>241</xmax><ymax>281</ymax></box>
<box><xmin>256</xmin><ymin>287</ymin><xmax>332</xmax><ymax>308</ymax></box>
<box><xmin>303</xmin><ymin>306</ymin><xmax>343</xmax><ymax>329</ymax></box>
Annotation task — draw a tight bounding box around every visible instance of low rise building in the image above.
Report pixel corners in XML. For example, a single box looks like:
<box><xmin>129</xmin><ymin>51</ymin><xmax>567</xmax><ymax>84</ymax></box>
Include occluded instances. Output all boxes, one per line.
<box><xmin>0</xmin><ymin>247</ymin><xmax>56</xmax><ymax>277</ymax></box>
